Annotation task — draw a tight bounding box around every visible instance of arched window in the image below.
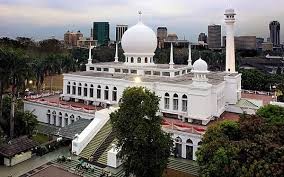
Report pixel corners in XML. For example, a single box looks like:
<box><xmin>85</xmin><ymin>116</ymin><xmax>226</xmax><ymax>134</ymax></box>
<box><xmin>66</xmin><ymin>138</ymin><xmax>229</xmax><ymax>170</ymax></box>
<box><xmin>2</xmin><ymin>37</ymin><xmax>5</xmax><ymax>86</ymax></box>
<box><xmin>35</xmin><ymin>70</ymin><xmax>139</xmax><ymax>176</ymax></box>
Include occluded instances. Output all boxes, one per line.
<box><xmin>164</xmin><ymin>93</ymin><xmax>170</xmax><ymax>109</ymax></box>
<box><xmin>145</xmin><ymin>57</ymin><xmax>148</xmax><ymax>63</ymax></box>
<box><xmin>175</xmin><ymin>137</ymin><xmax>182</xmax><ymax>158</ymax></box>
<box><xmin>76</xmin><ymin>116</ymin><xmax>81</xmax><ymax>121</ymax></box>
<box><xmin>72</xmin><ymin>82</ymin><xmax>76</xmax><ymax>95</ymax></box>
<box><xmin>182</xmin><ymin>94</ymin><xmax>188</xmax><ymax>112</ymax></box>
<box><xmin>70</xmin><ymin>114</ymin><xmax>75</xmax><ymax>124</ymax></box>
<box><xmin>84</xmin><ymin>83</ymin><xmax>88</xmax><ymax>97</ymax></box>
<box><xmin>64</xmin><ymin>113</ymin><xmax>68</xmax><ymax>126</ymax></box>
<box><xmin>67</xmin><ymin>82</ymin><xmax>71</xmax><ymax>94</ymax></box>
<box><xmin>97</xmin><ymin>85</ymin><xmax>101</xmax><ymax>99</ymax></box>
<box><xmin>173</xmin><ymin>94</ymin><xmax>179</xmax><ymax>110</ymax></box>
<box><xmin>58</xmin><ymin>112</ymin><xmax>62</xmax><ymax>127</ymax></box>
<box><xmin>131</xmin><ymin>57</ymin><xmax>134</xmax><ymax>63</ymax></box>
<box><xmin>186</xmin><ymin>138</ymin><xmax>193</xmax><ymax>144</ymax></box>
<box><xmin>78</xmin><ymin>83</ymin><xmax>82</xmax><ymax>96</ymax></box>
<box><xmin>137</xmin><ymin>57</ymin><xmax>141</xmax><ymax>63</ymax></box>
<box><xmin>52</xmin><ymin>111</ymin><xmax>56</xmax><ymax>126</ymax></box>
<box><xmin>47</xmin><ymin>110</ymin><xmax>51</xmax><ymax>124</ymax></box>
<box><xmin>104</xmin><ymin>86</ymin><xmax>109</xmax><ymax>100</ymax></box>
<box><xmin>112</xmin><ymin>87</ymin><xmax>117</xmax><ymax>101</ymax></box>
<box><xmin>198</xmin><ymin>141</ymin><xmax>202</xmax><ymax>146</ymax></box>
<box><xmin>90</xmin><ymin>84</ymin><xmax>94</xmax><ymax>98</ymax></box>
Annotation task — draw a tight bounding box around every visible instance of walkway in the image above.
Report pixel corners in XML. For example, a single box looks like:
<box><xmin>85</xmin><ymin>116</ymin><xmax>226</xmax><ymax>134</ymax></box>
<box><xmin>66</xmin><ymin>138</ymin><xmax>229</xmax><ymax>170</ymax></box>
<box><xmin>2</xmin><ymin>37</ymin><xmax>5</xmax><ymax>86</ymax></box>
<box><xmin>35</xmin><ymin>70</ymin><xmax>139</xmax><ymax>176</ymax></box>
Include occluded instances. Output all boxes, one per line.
<box><xmin>0</xmin><ymin>147</ymin><xmax>70</xmax><ymax>177</ymax></box>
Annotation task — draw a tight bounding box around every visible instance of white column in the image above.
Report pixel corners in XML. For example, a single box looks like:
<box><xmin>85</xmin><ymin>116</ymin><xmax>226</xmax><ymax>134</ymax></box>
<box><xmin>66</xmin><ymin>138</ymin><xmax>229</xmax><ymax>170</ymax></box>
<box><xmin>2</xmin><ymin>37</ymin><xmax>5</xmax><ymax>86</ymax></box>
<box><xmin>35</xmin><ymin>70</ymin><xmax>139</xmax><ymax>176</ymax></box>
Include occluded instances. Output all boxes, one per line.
<box><xmin>114</xmin><ymin>43</ymin><xmax>119</xmax><ymax>62</ymax></box>
<box><xmin>169</xmin><ymin>43</ymin><xmax>174</xmax><ymax>69</ymax></box>
<box><xmin>188</xmin><ymin>44</ymin><xmax>192</xmax><ymax>66</ymax></box>
<box><xmin>225</xmin><ymin>9</ymin><xmax>236</xmax><ymax>73</ymax></box>
<box><xmin>182</xmin><ymin>143</ymin><xmax>187</xmax><ymax>158</ymax></box>
<box><xmin>192</xmin><ymin>145</ymin><xmax>198</xmax><ymax>160</ymax></box>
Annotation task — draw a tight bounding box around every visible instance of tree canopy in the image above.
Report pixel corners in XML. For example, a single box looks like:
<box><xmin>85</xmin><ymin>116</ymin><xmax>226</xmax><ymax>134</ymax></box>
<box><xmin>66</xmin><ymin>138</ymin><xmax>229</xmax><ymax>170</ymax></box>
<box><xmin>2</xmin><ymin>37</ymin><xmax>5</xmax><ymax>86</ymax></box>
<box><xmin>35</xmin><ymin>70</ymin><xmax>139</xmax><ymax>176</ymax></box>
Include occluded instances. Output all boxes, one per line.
<box><xmin>197</xmin><ymin>114</ymin><xmax>284</xmax><ymax>177</ymax></box>
<box><xmin>110</xmin><ymin>87</ymin><xmax>173</xmax><ymax>177</ymax></box>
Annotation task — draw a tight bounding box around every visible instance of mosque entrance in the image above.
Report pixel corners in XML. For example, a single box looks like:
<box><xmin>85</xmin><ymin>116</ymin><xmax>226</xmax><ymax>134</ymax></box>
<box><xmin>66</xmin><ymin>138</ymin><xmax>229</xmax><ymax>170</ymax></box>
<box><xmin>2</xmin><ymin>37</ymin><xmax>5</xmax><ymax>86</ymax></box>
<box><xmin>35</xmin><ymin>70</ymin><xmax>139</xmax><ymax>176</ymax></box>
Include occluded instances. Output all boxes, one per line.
<box><xmin>175</xmin><ymin>143</ymin><xmax>182</xmax><ymax>158</ymax></box>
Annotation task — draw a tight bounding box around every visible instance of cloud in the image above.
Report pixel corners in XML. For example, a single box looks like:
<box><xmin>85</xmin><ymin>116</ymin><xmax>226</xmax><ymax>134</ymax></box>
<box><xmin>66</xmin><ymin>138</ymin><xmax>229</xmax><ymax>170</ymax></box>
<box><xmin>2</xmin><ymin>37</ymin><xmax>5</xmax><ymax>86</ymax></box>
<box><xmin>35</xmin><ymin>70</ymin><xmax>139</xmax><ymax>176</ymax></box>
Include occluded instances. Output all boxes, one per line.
<box><xmin>0</xmin><ymin>0</ymin><xmax>283</xmax><ymax>42</ymax></box>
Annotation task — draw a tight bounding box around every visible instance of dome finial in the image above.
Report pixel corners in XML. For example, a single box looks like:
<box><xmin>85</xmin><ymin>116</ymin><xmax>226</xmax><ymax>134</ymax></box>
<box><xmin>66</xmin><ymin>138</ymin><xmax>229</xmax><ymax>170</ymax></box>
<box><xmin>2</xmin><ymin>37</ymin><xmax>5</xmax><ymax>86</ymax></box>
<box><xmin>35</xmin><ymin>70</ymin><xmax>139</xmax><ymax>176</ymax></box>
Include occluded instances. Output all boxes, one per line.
<box><xmin>138</xmin><ymin>11</ymin><xmax>142</xmax><ymax>22</ymax></box>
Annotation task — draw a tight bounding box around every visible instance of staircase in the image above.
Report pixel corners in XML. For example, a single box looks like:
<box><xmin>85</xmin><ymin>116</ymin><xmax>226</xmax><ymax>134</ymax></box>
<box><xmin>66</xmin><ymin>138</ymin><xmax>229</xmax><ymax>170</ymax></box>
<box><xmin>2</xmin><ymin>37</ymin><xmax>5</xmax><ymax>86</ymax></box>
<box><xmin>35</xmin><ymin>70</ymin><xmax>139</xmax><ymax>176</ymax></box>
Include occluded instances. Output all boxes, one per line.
<box><xmin>97</xmin><ymin>138</ymin><xmax>117</xmax><ymax>165</ymax></box>
<box><xmin>167</xmin><ymin>157</ymin><xmax>199</xmax><ymax>177</ymax></box>
<box><xmin>79</xmin><ymin>120</ymin><xmax>112</xmax><ymax>160</ymax></box>
<box><xmin>91</xmin><ymin>130</ymin><xmax>116</xmax><ymax>163</ymax></box>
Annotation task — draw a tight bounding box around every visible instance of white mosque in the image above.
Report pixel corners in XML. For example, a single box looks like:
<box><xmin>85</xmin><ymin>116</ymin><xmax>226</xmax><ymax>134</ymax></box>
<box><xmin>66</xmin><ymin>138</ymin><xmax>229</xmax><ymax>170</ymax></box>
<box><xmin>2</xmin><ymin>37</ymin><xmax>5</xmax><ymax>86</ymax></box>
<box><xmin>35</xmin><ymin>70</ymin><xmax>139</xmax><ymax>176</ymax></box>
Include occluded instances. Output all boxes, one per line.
<box><xmin>24</xmin><ymin>9</ymin><xmax>252</xmax><ymax>169</ymax></box>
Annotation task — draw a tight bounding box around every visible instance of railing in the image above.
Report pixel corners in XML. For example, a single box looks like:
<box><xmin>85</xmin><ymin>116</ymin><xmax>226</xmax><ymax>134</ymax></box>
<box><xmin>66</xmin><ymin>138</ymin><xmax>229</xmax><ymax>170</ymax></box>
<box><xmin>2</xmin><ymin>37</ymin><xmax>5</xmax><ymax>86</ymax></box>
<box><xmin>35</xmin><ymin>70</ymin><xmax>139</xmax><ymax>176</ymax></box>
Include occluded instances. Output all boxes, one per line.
<box><xmin>242</xmin><ymin>89</ymin><xmax>275</xmax><ymax>96</ymax></box>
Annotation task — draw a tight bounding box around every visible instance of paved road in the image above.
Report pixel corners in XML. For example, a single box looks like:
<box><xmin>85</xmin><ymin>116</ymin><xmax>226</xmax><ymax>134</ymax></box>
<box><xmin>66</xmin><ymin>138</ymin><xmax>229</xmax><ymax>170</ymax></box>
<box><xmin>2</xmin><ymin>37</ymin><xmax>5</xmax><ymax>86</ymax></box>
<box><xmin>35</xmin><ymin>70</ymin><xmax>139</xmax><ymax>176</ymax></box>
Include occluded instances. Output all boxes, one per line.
<box><xmin>0</xmin><ymin>147</ymin><xmax>70</xmax><ymax>177</ymax></box>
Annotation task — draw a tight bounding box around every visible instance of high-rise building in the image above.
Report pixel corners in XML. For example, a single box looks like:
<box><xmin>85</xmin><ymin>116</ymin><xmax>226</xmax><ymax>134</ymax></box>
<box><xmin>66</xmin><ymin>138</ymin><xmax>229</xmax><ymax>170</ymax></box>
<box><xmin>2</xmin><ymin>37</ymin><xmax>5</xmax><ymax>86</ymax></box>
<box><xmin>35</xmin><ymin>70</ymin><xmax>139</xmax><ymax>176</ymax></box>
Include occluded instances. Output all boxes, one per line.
<box><xmin>224</xmin><ymin>9</ymin><xmax>236</xmax><ymax>73</ymax></box>
<box><xmin>223</xmin><ymin>36</ymin><xmax>256</xmax><ymax>50</ymax></box>
<box><xmin>116</xmin><ymin>25</ymin><xmax>128</xmax><ymax>42</ymax></box>
<box><xmin>198</xmin><ymin>33</ymin><xmax>207</xmax><ymax>43</ymax></box>
<box><xmin>208</xmin><ymin>24</ymin><xmax>221</xmax><ymax>49</ymax></box>
<box><xmin>157</xmin><ymin>27</ymin><xmax>167</xmax><ymax>48</ymax></box>
<box><xmin>64</xmin><ymin>30</ymin><xmax>83</xmax><ymax>47</ymax></box>
<box><xmin>93</xmin><ymin>22</ymin><xmax>110</xmax><ymax>46</ymax></box>
<box><xmin>256</xmin><ymin>38</ymin><xmax>264</xmax><ymax>50</ymax></box>
<box><xmin>269</xmin><ymin>21</ymin><xmax>280</xmax><ymax>46</ymax></box>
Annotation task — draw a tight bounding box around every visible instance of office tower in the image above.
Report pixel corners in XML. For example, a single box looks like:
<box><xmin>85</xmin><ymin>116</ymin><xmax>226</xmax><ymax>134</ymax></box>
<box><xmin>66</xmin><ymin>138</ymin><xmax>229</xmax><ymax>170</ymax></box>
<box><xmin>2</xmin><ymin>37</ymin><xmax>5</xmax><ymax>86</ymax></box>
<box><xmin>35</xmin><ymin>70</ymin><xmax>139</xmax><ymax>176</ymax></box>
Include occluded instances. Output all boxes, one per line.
<box><xmin>256</xmin><ymin>37</ymin><xmax>264</xmax><ymax>50</ymax></box>
<box><xmin>223</xmin><ymin>36</ymin><xmax>256</xmax><ymax>50</ymax></box>
<box><xmin>224</xmin><ymin>9</ymin><xmax>236</xmax><ymax>73</ymax></box>
<box><xmin>198</xmin><ymin>33</ymin><xmax>207</xmax><ymax>43</ymax></box>
<box><xmin>208</xmin><ymin>24</ymin><xmax>221</xmax><ymax>49</ymax></box>
<box><xmin>269</xmin><ymin>21</ymin><xmax>280</xmax><ymax>46</ymax></box>
<box><xmin>157</xmin><ymin>27</ymin><xmax>167</xmax><ymax>48</ymax></box>
<box><xmin>116</xmin><ymin>25</ymin><xmax>128</xmax><ymax>42</ymax></box>
<box><xmin>93</xmin><ymin>22</ymin><xmax>110</xmax><ymax>46</ymax></box>
<box><xmin>64</xmin><ymin>30</ymin><xmax>83</xmax><ymax>47</ymax></box>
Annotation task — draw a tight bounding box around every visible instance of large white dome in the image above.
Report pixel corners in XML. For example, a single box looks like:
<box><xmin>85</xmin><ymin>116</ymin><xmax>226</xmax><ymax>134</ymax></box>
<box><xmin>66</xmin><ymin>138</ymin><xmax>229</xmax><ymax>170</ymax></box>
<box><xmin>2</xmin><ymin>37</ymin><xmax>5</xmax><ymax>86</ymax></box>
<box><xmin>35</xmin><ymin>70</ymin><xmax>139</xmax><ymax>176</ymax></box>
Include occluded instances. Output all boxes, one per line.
<box><xmin>121</xmin><ymin>21</ymin><xmax>157</xmax><ymax>54</ymax></box>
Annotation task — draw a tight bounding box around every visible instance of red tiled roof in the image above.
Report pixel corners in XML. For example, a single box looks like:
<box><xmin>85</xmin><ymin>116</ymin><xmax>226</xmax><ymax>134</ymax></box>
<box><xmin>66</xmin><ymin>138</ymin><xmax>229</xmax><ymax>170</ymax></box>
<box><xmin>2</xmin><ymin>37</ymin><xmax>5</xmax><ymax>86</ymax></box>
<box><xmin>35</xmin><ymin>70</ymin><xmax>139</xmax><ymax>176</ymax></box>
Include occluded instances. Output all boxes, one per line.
<box><xmin>241</xmin><ymin>93</ymin><xmax>273</xmax><ymax>105</ymax></box>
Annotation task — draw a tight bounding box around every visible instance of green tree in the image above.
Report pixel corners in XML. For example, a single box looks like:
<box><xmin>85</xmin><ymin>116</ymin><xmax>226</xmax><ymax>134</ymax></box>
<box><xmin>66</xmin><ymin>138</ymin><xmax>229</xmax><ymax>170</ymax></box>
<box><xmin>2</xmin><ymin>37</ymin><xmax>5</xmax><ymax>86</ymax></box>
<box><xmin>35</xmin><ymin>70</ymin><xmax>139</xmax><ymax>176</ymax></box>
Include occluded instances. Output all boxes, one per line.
<box><xmin>256</xmin><ymin>104</ymin><xmax>284</xmax><ymax>124</ymax></box>
<box><xmin>197</xmin><ymin>115</ymin><xmax>284</xmax><ymax>177</ymax></box>
<box><xmin>110</xmin><ymin>87</ymin><xmax>173</xmax><ymax>177</ymax></box>
<box><xmin>14</xmin><ymin>111</ymin><xmax>38</xmax><ymax>136</ymax></box>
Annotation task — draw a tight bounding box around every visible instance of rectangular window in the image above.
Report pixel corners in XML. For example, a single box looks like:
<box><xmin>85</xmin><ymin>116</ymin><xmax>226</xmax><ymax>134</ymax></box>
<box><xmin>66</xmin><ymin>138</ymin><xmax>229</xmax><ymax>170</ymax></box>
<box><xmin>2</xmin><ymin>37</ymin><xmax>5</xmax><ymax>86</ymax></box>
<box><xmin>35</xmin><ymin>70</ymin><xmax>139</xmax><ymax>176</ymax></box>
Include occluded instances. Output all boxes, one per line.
<box><xmin>67</xmin><ymin>85</ymin><xmax>70</xmax><ymax>94</ymax></box>
<box><xmin>164</xmin><ymin>98</ymin><xmax>170</xmax><ymax>109</ymax></box>
<box><xmin>97</xmin><ymin>89</ymin><xmax>101</xmax><ymax>99</ymax></box>
<box><xmin>175</xmin><ymin>71</ymin><xmax>180</xmax><ymax>76</ymax></box>
<box><xmin>90</xmin><ymin>67</ymin><xmax>94</xmax><ymax>70</ymax></box>
<box><xmin>97</xmin><ymin>67</ymin><xmax>102</xmax><ymax>71</ymax></box>
<box><xmin>162</xmin><ymin>72</ymin><xmax>170</xmax><ymax>76</ymax></box>
<box><xmin>144</xmin><ymin>71</ymin><xmax>151</xmax><ymax>75</ymax></box>
<box><xmin>84</xmin><ymin>88</ymin><xmax>87</xmax><ymax>97</ymax></box>
<box><xmin>182</xmin><ymin>100</ymin><xmax>187</xmax><ymax>112</ymax></box>
<box><xmin>182</xmin><ymin>70</ymin><xmax>186</xmax><ymax>74</ymax></box>
<box><xmin>104</xmin><ymin>90</ymin><xmax>109</xmax><ymax>100</ymax></box>
<box><xmin>103</xmin><ymin>68</ymin><xmax>109</xmax><ymax>72</ymax></box>
<box><xmin>173</xmin><ymin>99</ymin><xmax>178</xmax><ymax>110</ymax></box>
<box><xmin>90</xmin><ymin>88</ymin><xmax>94</xmax><ymax>97</ymax></box>
<box><xmin>78</xmin><ymin>87</ymin><xmax>82</xmax><ymax>96</ymax></box>
<box><xmin>112</xmin><ymin>91</ymin><xmax>117</xmax><ymax>101</ymax></box>
<box><xmin>123</xmin><ymin>69</ymin><xmax>128</xmax><ymax>73</ymax></box>
<box><xmin>72</xmin><ymin>86</ymin><xmax>76</xmax><ymax>95</ymax></box>
<box><xmin>131</xmin><ymin>70</ymin><xmax>137</xmax><ymax>74</ymax></box>
<box><xmin>153</xmin><ymin>71</ymin><xmax>160</xmax><ymax>76</ymax></box>
<box><xmin>115</xmin><ymin>68</ymin><xmax>121</xmax><ymax>73</ymax></box>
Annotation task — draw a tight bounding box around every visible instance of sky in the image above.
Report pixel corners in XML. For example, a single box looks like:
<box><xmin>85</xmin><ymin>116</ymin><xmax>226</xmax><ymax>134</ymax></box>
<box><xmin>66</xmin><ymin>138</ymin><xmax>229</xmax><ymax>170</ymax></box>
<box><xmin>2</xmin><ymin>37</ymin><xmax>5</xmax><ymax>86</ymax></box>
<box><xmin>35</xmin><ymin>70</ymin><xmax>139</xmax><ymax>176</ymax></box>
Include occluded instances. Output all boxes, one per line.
<box><xmin>0</xmin><ymin>0</ymin><xmax>283</xmax><ymax>42</ymax></box>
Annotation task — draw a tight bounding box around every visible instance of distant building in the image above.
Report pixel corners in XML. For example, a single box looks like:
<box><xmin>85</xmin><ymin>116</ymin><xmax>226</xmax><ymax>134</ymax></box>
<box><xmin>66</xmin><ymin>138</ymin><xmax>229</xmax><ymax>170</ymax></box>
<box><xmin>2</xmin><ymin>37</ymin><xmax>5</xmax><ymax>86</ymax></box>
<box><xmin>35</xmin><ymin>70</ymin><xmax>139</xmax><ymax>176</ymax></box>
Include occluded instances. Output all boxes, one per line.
<box><xmin>198</xmin><ymin>33</ymin><xmax>207</xmax><ymax>43</ymax></box>
<box><xmin>64</xmin><ymin>30</ymin><xmax>83</xmax><ymax>48</ymax></box>
<box><xmin>261</xmin><ymin>42</ymin><xmax>273</xmax><ymax>51</ymax></box>
<box><xmin>93</xmin><ymin>22</ymin><xmax>110</xmax><ymax>46</ymax></box>
<box><xmin>77</xmin><ymin>37</ymin><xmax>98</xmax><ymax>48</ymax></box>
<box><xmin>256</xmin><ymin>38</ymin><xmax>264</xmax><ymax>50</ymax></box>
<box><xmin>166</xmin><ymin>33</ymin><xmax>178</xmax><ymax>41</ymax></box>
<box><xmin>157</xmin><ymin>27</ymin><xmax>167</xmax><ymax>48</ymax></box>
<box><xmin>116</xmin><ymin>25</ymin><xmax>128</xmax><ymax>42</ymax></box>
<box><xmin>208</xmin><ymin>25</ymin><xmax>221</xmax><ymax>49</ymax></box>
<box><xmin>269</xmin><ymin>21</ymin><xmax>280</xmax><ymax>46</ymax></box>
<box><xmin>223</xmin><ymin>36</ymin><xmax>257</xmax><ymax>50</ymax></box>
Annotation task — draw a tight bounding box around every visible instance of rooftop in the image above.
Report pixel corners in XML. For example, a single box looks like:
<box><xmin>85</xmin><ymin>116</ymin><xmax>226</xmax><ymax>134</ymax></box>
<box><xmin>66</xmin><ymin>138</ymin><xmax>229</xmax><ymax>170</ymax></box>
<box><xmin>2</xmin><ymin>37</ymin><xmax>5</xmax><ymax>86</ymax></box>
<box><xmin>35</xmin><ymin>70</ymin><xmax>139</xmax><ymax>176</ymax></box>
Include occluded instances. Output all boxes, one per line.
<box><xmin>66</xmin><ymin>70</ymin><xmax>239</xmax><ymax>86</ymax></box>
<box><xmin>58</xmin><ymin>119</ymin><xmax>92</xmax><ymax>139</ymax></box>
<box><xmin>0</xmin><ymin>136</ymin><xmax>39</xmax><ymax>157</ymax></box>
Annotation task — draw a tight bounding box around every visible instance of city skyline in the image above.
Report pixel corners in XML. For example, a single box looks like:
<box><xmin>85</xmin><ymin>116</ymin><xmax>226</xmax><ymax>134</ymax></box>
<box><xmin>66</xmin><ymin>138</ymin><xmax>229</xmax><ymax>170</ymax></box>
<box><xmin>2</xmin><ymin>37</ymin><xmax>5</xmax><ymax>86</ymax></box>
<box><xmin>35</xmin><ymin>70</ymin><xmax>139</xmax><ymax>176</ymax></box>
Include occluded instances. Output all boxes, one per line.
<box><xmin>0</xmin><ymin>0</ymin><xmax>283</xmax><ymax>42</ymax></box>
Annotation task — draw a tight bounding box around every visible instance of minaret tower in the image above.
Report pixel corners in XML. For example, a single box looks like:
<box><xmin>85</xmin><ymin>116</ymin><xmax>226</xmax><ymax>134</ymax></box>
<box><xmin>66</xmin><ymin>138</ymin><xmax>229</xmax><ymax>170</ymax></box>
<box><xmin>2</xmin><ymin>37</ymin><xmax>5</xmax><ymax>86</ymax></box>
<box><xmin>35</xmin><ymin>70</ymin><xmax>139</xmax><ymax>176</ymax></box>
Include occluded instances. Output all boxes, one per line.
<box><xmin>169</xmin><ymin>43</ymin><xmax>174</xmax><ymax>69</ymax></box>
<box><xmin>224</xmin><ymin>8</ymin><xmax>236</xmax><ymax>73</ymax></box>
<box><xmin>88</xmin><ymin>42</ymin><xmax>95</xmax><ymax>64</ymax></box>
<box><xmin>188</xmin><ymin>43</ymin><xmax>192</xmax><ymax>66</ymax></box>
<box><xmin>114</xmin><ymin>42</ymin><xmax>119</xmax><ymax>62</ymax></box>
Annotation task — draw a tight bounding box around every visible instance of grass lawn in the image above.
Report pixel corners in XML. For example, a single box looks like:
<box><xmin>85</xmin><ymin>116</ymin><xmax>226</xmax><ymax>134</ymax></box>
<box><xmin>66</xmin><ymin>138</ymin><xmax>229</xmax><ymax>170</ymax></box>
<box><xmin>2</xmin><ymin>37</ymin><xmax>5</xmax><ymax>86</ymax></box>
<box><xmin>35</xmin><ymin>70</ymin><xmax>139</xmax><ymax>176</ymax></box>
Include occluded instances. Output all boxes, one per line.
<box><xmin>32</xmin><ymin>133</ymin><xmax>50</xmax><ymax>144</ymax></box>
